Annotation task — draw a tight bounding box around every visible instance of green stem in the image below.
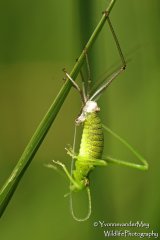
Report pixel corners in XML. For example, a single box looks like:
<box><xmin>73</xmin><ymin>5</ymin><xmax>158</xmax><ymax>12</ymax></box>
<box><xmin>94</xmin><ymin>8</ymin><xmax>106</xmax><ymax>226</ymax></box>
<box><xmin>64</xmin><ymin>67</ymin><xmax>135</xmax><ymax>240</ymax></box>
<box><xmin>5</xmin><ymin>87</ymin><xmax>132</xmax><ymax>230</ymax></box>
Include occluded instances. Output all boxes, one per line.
<box><xmin>0</xmin><ymin>0</ymin><xmax>116</xmax><ymax>217</ymax></box>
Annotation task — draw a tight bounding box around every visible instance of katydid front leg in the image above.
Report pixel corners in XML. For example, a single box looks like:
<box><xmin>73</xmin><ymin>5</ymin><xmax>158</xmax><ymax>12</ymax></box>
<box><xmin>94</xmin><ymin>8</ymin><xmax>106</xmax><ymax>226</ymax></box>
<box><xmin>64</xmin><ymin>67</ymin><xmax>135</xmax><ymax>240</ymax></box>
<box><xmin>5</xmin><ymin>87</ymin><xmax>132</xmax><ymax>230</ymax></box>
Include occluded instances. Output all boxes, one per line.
<box><xmin>51</xmin><ymin>160</ymin><xmax>80</xmax><ymax>189</ymax></box>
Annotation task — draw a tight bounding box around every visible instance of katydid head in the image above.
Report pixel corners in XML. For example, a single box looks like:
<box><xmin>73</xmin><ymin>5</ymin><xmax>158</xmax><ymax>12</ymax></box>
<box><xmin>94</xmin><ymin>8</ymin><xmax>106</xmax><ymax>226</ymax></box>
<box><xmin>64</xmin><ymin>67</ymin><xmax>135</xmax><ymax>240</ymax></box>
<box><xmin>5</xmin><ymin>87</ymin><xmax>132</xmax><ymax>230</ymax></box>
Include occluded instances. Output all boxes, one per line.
<box><xmin>75</xmin><ymin>100</ymin><xmax>100</xmax><ymax>125</ymax></box>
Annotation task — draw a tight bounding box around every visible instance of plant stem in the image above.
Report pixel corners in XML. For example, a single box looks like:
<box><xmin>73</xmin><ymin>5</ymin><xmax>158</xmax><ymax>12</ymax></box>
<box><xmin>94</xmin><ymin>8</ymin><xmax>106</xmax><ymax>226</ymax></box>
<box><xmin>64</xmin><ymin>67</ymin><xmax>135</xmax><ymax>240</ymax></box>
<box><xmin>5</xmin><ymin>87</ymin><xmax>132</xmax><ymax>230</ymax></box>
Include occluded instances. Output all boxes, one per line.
<box><xmin>0</xmin><ymin>0</ymin><xmax>116</xmax><ymax>217</ymax></box>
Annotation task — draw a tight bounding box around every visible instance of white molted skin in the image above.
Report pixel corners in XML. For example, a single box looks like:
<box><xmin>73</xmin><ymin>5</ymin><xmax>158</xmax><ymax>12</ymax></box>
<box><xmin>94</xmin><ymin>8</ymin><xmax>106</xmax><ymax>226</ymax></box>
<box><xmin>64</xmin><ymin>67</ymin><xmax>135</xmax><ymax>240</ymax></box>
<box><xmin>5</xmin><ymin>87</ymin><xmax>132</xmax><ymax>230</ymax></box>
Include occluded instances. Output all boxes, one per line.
<box><xmin>75</xmin><ymin>101</ymin><xmax>100</xmax><ymax>125</ymax></box>
<box><xmin>83</xmin><ymin>101</ymin><xmax>99</xmax><ymax>113</ymax></box>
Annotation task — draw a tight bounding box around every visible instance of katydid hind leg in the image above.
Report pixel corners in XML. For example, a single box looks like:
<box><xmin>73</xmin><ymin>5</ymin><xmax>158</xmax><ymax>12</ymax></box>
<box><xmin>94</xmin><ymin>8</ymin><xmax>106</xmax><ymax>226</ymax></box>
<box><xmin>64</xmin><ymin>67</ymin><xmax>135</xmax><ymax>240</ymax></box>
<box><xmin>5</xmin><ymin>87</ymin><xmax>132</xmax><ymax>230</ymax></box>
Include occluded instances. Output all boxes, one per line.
<box><xmin>78</xmin><ymin>157</ymin><xmax>107</xmax><ymax>167</ymax></box>
<box><xmin>89</xmin><ymin>14</ymin><xmax>126</xmax><ymax>101</ymax></box>
<box><xmin>105</xmin><ymin>156</ymin><xmax>148</xmax><ymax>171</ymax></box>
<box><xmin>102</xmin><ymin>124</ymin><xmax>149</xmax><ymax>170</ymax></box>
<box><xmin>89</xmin><ymin>66</ymin><xmax>125</xmax><ymax>101</ymax></box>
<box><xmin>106</xmin><ymin>15</ymin><xmax>126</xmax><ymax>68</ymax></box>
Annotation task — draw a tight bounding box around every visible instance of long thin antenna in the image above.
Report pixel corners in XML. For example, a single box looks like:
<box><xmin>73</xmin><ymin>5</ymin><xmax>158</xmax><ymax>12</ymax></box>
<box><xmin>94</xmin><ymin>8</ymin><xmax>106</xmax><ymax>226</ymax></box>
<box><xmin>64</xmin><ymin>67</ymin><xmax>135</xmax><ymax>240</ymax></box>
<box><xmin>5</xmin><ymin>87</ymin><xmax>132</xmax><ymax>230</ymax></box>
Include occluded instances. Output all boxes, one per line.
<box><xmin>69</xmin><ymin>125</ymin><xmax>92</xmax><ymax>221</ymax></box>
<box><xmin>70</xmin><ymin>188</ymin><xmax>92</xmax><ymax>222</ymax></box>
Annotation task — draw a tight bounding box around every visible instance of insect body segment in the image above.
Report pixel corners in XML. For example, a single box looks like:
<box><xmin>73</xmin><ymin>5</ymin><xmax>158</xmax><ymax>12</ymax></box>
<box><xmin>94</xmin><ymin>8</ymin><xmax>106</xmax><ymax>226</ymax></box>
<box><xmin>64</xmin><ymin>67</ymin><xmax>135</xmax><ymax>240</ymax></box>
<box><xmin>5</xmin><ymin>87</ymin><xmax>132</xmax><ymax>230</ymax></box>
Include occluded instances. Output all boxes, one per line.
<box><xmin>79</xmin><ymin>112</ymin><xmax>104</xmax><ymax>159</ymax></box>
<box><xmin>71</xmin><ymin>105</ymin><xmax>106</xmax><ymax>192</ymax></box>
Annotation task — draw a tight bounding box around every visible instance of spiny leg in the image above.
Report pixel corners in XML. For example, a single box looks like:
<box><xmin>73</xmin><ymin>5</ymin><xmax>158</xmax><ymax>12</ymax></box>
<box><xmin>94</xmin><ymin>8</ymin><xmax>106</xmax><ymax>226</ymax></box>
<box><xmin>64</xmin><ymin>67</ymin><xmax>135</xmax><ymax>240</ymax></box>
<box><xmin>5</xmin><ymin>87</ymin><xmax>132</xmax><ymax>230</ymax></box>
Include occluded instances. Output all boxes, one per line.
<box><xmin>89</xmin><ymin>12</ymin><xmax>126</xmax><ymax>101</ymax></box>
<box><xmin>74</xmin><ymin>57</ymin><xmax>88</xmax><ymax>103</ymax></box>
<box><xmin>78</xmin><ymin>157</ymin><xmax>107</xmax><ymax>167</ymax></box>
<box><xmin>65</xmin><ymin>145</ymin><xmax>78</xmax><ymax>159</ymax></box>
<box><xmin>63</xmin><ymin>68</ymin><xmax>85</xmax><ymax>104</ymax></box>
<box><xmin>51</xmin><ymin>160</ymin><xmax>80</xmax><ymax>189</ymax></box>
<box><xmin>79</xmin><ymin>70</ymin><xmax>87</xmax><ymax>103</ymax></box>
<box><xmin>90</xmin><ymin>158</ymin><xmax>107</xmax><ymax>166</ymax></box>
<box><xmin>105</xmin><ymin>156</ymin><xmax>148</xmax><ymax>171</ymax></box>
<box><xmin>102</xmin><ymin>124</ymin><xmax>149</xmax><ymax>171</ymax></box>
<box><xmin>89</xmin><ymin>66</ymin><xmax>125</xmax><ymax>100</ymax></box>
<box><xmin>78</xmin><ymin>156</ymin><xmax>147</xmax><ymax>170</ymax></box>
<box><xmin>84</xmin><ymin>49</ymin><xmax>92</xmax><ymax>98</ymax></box>
<box><xmin>78</xmin><ymin>50</ymin><xmax>92</xmax><ymax>101</ymax></box>
<box><xmin>104</xmin><ymin>12</ymin><xmax>126</xmax><ymax>68</ymax></box>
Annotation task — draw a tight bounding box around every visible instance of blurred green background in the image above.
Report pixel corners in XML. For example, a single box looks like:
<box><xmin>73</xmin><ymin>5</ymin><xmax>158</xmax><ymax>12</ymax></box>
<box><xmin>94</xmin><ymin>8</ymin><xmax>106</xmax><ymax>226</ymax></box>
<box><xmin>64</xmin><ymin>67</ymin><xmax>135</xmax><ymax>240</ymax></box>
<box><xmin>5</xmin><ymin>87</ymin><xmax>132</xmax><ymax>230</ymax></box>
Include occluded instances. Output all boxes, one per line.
<box><xmin>0</xmin><ymin>0</ymin><xmax>159</xmax><ymax>239</ymax></box>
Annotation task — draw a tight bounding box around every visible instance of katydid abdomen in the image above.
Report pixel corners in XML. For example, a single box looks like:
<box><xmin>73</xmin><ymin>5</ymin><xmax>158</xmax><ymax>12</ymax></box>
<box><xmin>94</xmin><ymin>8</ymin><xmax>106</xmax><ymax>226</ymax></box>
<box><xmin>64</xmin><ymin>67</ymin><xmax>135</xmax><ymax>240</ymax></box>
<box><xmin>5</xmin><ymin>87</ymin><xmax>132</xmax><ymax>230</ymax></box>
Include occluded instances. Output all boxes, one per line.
<box><xmin>79</xmin><ymin>112</ymin><xmax>104</xmax><ymax>158</ymax></box>
<box><xmin>72</xmin><ymin>112</ymin><xmax>104</xmax><ymax>191</ymax></box>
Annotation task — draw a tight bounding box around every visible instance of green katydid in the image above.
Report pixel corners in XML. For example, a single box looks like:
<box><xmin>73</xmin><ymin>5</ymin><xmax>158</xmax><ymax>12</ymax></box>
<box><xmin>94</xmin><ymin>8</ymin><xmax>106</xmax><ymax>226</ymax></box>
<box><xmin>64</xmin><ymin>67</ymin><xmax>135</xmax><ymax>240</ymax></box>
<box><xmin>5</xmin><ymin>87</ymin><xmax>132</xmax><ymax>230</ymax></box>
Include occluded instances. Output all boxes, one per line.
<box><xmin>47</xmin><ymin>10</ymin><xmax>148</xmax><ymax>221</ymax></box>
